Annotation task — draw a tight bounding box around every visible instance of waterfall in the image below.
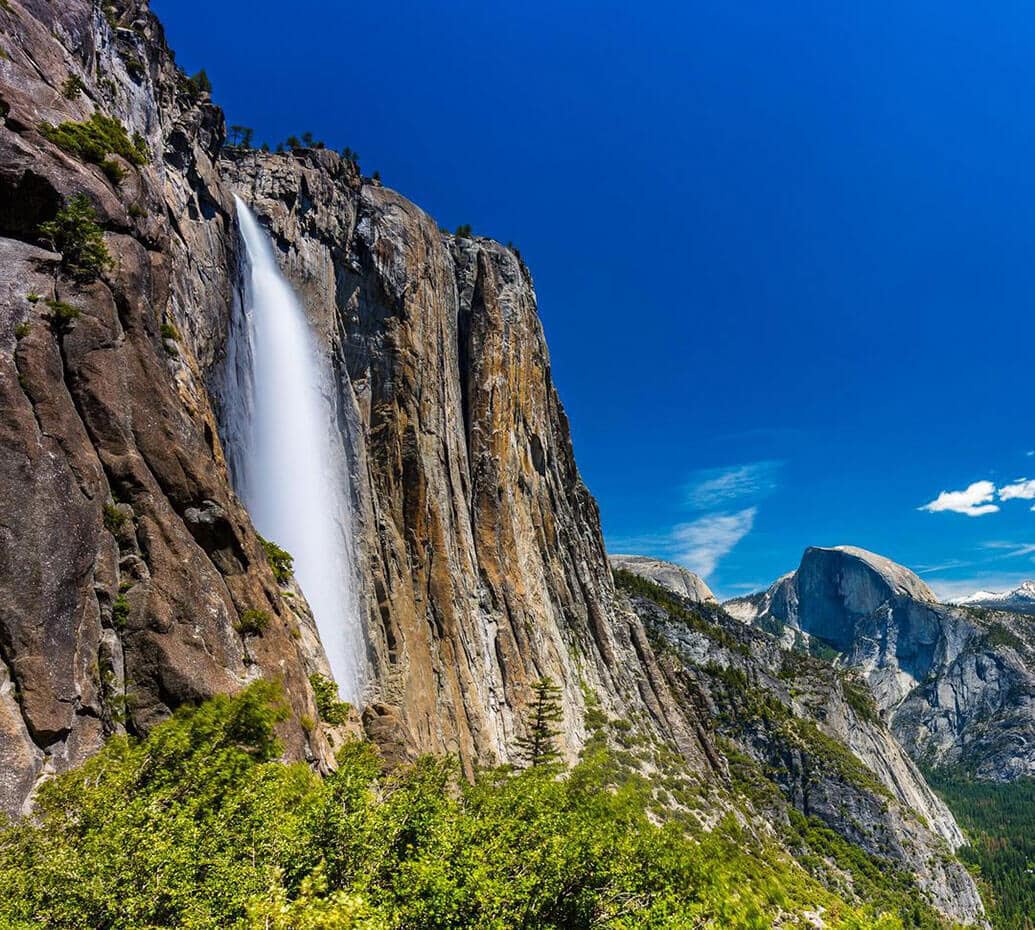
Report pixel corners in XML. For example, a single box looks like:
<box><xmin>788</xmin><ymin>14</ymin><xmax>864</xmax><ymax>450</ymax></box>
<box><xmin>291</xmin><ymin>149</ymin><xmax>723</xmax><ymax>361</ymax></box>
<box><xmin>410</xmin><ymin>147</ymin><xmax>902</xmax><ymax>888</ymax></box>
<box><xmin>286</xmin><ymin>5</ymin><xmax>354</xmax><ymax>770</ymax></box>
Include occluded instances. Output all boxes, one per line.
<box><xmin>222</xmin><ymin>196</ymin><xmax>364</xmax><ymax>701</ymax></box>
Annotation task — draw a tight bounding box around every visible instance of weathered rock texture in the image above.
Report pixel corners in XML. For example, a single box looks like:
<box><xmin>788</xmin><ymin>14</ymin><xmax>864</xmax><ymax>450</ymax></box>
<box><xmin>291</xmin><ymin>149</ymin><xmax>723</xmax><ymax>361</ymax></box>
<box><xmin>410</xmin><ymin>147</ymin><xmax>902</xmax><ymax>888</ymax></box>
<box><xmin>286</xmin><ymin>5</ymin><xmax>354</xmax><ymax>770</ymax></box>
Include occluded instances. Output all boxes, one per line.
<box><xmin>610</xmin><ymin>553</ymin><xmax>717</xmax><ymax>603</ymax></box>
<box><xmin>0</xmin><ymin>0</ymin><xmax>333</xmax><ymax>816</ymax></box>
<box><xmin>219</xmin><ymin>151</ymin><xmax>713</xmax><ymax>773</ymax></box>
<box><xmin>0</xmin><ymin>3</ymin><xmax>993</xmax><ymax>922</ymax></box>
<box><xmin>728</xmin><ymin>546</ymin><xmax>1035</xmax><ymax>781</ymax></box>
<box><xmin>620</xmin><ymin>582</ymin><xmax>985</xmax><ymax>924</ymax></box>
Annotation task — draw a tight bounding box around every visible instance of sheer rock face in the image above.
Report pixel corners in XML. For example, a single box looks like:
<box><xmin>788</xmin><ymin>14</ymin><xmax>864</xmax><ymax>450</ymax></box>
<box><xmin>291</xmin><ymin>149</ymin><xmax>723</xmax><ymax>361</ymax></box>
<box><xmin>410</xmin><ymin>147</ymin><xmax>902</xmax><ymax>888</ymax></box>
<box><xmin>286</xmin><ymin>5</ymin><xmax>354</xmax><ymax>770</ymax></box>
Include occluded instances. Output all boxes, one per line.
<box><xmin>0</xmin><ymin>0</ymin><xmax>332</xmax><ymax>816</ymax></box>
<box><xmin>729</xmin><ymin>546</ymin><xmax>1035</xmax><ymax>780</ymax></box>
<box><xmin>221</xmin><ymin>153</ymin><xmax>714</xmax><ymax>772</ymax></box>
<box><xmin>609</xmin><ymin>554</ymin><xmax>717</xmax><ymax>603</ymax></box>
<box><xmin>627</xmin><ymin>591</ymin><xmax>985</xmax><ymax>926</ymax></box>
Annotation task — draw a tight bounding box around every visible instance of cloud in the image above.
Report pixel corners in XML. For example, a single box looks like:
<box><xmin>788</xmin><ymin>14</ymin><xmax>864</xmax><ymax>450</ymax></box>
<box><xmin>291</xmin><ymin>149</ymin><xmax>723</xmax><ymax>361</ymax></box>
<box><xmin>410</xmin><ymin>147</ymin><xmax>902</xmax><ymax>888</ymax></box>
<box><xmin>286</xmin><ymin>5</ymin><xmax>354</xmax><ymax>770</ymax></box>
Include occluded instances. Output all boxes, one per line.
<box><xmin>669</xmin><ymin>508</ymin><xmax>757</xmax><ymax>577</ymax></box>
<box><xmin>980</xmin><ymin>541</ymin><xmax>1035</xmax><ymax>560</ymax></box>
<box><xmin>999</xmin><ymin>478</ymin><xmax>1035</xmax><ymax>502</ymax></box>
<box><xmin>685</xmin><ymin>461</ymin><xmax>780</xmax><ymax>510</ymax></box>
<box><xmin>919</xmin><ymin>481</ymin><xmax>999</xmax><ymax>517</ymax></box>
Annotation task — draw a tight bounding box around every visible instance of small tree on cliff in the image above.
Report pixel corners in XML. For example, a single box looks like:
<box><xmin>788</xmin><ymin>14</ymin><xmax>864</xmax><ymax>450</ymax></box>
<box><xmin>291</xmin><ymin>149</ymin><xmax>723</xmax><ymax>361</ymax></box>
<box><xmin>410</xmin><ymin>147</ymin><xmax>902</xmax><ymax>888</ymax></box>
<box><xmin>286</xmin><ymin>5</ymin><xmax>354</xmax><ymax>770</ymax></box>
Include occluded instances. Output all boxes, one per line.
<box><xmin>517</xmin><ymin>677</ymin><xmax>564</xmax><ymax>768</ymax></box>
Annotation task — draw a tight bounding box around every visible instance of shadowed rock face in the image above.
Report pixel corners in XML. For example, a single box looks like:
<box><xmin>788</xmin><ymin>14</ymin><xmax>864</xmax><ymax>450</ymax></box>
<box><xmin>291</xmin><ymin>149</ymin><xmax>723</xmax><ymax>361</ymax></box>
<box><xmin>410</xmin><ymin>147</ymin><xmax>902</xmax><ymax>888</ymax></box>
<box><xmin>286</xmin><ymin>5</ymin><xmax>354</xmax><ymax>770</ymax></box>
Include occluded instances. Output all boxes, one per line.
<box><xmin>0</xmin><ymin>0</ymin><xmax>333</xmax><ymax>815</ymax></box>
<box><xmin>729</xmin><ymin>546</ymin><xmax>1035</xmax><ymax>780</ymax></box>
<box><xmin>609</xmin><ymin>554</ymin><xmax>717</xmax><ymax>603</ymax></box>
<box><xmin>219</xmin><ymin>153</ymin><xmax>717</xmax><ymax>772</ymax></box>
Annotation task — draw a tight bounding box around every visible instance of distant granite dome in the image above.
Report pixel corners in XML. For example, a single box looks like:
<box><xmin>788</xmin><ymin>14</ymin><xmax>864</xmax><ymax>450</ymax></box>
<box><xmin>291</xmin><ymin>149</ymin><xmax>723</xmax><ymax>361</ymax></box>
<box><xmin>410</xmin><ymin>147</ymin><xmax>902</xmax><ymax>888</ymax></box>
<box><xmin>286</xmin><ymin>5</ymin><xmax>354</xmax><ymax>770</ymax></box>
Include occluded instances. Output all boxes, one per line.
<box><xmin>609</xmin><ymin>554</ymin><xmax>717</xmax><ymax>603</ymax></box>
<box><xmin>726</xmin><ymin>544</ymin><xmax>1035</xmax><ymax>781</ymax></box>
<box><xmin>953</xmin><ymin>581</ymin><xmax>1035</xmax><ymax>616</ymax></box>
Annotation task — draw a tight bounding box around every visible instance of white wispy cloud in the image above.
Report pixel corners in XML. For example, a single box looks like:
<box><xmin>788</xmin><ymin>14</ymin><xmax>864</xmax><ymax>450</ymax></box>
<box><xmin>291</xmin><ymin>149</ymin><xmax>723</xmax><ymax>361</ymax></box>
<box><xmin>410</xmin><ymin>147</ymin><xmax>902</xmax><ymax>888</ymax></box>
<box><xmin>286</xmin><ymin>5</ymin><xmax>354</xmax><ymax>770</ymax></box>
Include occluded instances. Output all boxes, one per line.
<box><xmin>999</xmin><ymin>478</ymin><xmax>1035</xmax><ymax>502</ymax></box>
<box><xmin>669</xmin><ymin>508</ymin><xmax>757</xmax><ymax>577</ymax></box>
<box><xmin>919</xmin><ymin>481</ymin><xmax>999</xmax><ymax>517</ymax></box>
<box><xmin>980</xmin><ymin>541</ymin><xmax>1035</xmax><ymax>559</ymax></box>
<box><xmin>685</xmin><ymin>461</ymin><xmax>781</xmax><ymax>510</ymax></box>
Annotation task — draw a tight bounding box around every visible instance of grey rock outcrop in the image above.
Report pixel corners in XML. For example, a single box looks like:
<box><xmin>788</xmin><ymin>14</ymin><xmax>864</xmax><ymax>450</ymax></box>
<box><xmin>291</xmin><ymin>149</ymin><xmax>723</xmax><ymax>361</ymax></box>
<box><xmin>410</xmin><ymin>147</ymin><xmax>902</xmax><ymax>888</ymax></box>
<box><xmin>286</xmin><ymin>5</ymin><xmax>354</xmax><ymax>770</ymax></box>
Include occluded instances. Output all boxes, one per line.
<box><xmin>621</xmin><ymin>582</ymin><xmax>985</xmax><ymax>925</ymax></box>
<box><xmin>730</xmin><ymin>546</ymin><xmax>1035</xmax><ymax>780</ymax></box>
<box><xmin>609</xmin><ymin>554</ymin><xmax>718</xmax><ymax>603</ymax></box>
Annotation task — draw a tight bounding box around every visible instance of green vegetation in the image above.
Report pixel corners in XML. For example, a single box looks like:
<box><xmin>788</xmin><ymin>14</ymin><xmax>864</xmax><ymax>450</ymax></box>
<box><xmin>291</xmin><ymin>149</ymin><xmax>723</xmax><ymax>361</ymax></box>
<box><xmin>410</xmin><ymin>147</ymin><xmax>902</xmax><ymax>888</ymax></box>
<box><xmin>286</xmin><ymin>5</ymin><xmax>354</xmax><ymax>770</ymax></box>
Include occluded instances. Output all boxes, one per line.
<box><xmin>14</xmin><ymin>321</ymin><xmax>30</xmax><ymax>339</ymax></box>
<box><xmin>0</xmin><ymin>683</ymin><xmax>925</xmax><ymax>929</ymax></box>
<box><xmin>37</xmin><ymin>194</ymin><xmax>111</xmax><ymax>279</ymax></box>
<box><xmin>39</xmin><ymin>111</ymin><xmax>147</xmax><ymax>168</ymax></box>
<box><xmin>516</xmin><ymin>676</ymin><xmax>564</xmax><ymax>767</ymax></box>
<box><xmin>309</xmin><ymin>672</ymin><xmax>350</xmax><ymax>726</ymax></box>
<box><xmin>111</xmin><ymin>595</ymin><xmax>129</xmax><ymax>630</ymax></box>
<box><xmin>841</xmin><ymin>671</ymin><xmax>881</xmax><ymax>725</ymax></box>
<box><xmin>925</xmin><ymin>769</ymin><xmax>1035</xmax><ymax>930</ymax></box>
<box><xmin>186</xmin><ymin>68</ymin><xmax>212</xmax><ymax>98</ymax></box>
<box><xmin>43</xmin><ymin>297</ymin><xmax>80</xmax><ymax>332</ymax></box>
<box><xmin>61</xmin><ymin>74</ymin><xmax>85</xmax><ymax>99</ymax></box>
<box><xmin>612</xmin><ymin>567</ymin><xmax>747</xmax><ymax>654</ymax></box>
<box><xmin>100</xmin><ymin>157</ymin><xmax>126</xmax><ymax>185</ymax></box>
<box><xmin>160</xmin><ymin>321</ymin><xmax>180</xmax><ymax>342</ymax></box>
<box><xmin>103</xmin><ymin>503</ymin><xmax>127</xmax><ymax>533</ymax></box>
<box><xmin>259</xmin><ymin>534</ymin><xmax>294</xmax><ymax>583</ymax></box>
<box><xmin>235</xmin><ymin>608</ymin><xmax>271</xmax><ymax>637</ymax></box>
<box><xmin>454</xmin><ymin>223</ymin><xmax>474</xmax><ymax>238</ymax></box>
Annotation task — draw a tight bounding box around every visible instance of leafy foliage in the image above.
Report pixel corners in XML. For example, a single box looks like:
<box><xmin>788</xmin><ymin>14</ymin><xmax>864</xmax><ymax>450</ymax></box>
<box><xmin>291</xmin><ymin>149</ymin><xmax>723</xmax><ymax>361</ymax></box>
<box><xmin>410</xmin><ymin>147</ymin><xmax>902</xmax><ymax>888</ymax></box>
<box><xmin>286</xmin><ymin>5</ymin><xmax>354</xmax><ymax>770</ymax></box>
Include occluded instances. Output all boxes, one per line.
<box><xmin>260</xmin><ymin>534</ymin><xmax>294</xmax><ymax>583</ymax></box>
<box><xmin>43</xmin><ymin>297</ymin><xmax>80</xmax><ymax>332</ymax></box>
<box><xmin>235</xmin><ymin>608</ymin><xmax>271</xmax><ymax>636</ymax></box>
<box><xmin>925</xmin><ymin>769</ymin><xmax>1035</xmax><ymax>930</ymax></box>
<box><xmin>309</xmin><ymin>673</ymin><xmax>350</xmax><ymax>726</ymax></box>
<box><xmin>0</xmin><ymin>684</ymin><xmax>926</xmax><ymax>930</ymax></box>
<box><xmin>37</xmin><ymin>194</ymin><xmax>111</xmax><ymax>279</ymax></box>
<box><xmin>188</xmin><ymin>68</ymin><xmax>212</xmax><ymax>96</ymax></box>
<box><xmin>39</xmin><ymin>111</ymin><xmax>147</xmax><ymax>167</ymax></box>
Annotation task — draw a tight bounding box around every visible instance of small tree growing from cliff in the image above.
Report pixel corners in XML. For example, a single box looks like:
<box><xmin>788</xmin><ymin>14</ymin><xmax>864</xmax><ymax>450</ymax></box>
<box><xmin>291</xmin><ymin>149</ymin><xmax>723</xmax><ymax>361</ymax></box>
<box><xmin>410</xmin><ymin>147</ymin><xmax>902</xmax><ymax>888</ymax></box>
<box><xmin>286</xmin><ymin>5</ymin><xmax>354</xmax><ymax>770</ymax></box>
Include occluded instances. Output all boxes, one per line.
<box><xmin>38</xmin><ymin>195</ymin><xmax>111</xmax><ymax>280</ymax></box>
<box><xmin>517</xmin><ymin>677</ymin><xmax>564</xmax><ymax>768</ymax></box>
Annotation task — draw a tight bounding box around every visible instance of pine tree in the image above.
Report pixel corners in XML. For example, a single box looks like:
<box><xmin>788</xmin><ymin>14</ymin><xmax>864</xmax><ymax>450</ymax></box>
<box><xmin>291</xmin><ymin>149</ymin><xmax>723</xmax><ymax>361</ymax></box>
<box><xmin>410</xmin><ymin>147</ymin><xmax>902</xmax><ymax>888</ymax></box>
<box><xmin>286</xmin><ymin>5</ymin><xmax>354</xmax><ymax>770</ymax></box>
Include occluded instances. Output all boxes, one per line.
<box><xmin>516</xmin><ymin>677</ymin><xmax>563</xmax><ymax>767</ymax></box>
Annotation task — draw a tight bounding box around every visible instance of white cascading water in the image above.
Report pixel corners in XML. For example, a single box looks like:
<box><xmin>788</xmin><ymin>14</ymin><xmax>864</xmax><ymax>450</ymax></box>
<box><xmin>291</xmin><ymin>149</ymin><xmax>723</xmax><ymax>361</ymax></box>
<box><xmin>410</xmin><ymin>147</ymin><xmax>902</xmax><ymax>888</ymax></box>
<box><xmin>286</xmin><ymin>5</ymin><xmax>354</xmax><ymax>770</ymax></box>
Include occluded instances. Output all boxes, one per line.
<box><xmin>222</xmin><ymin>196</ymin><xmax>364</xmax><ymax>701</ymax></box>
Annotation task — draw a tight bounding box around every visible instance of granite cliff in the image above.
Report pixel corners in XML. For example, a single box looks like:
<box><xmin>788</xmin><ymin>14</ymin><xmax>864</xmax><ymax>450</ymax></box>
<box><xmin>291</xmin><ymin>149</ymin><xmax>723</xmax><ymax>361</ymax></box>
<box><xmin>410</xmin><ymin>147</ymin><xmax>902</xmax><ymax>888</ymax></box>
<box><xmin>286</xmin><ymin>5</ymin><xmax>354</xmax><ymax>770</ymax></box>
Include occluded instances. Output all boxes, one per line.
<box><xmin>0</xmin><ymin>0</ymin><xmax>995</xmax><ymax>923</ymax></box>
<box><xmin>726</xmin><ymin>546</ymin><xmax>1035</xmax><ymax>781</ymax></box>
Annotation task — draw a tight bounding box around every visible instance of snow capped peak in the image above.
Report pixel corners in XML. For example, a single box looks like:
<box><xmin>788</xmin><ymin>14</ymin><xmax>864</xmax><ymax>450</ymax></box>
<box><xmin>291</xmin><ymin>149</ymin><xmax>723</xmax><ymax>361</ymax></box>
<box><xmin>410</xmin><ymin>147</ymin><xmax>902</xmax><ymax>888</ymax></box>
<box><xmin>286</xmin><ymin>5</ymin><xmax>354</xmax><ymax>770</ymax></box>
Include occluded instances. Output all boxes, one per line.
<box><xmin>950</xmin><ymin>580</ymin><xmax>1035</xmax><ymax>614</ymax></box>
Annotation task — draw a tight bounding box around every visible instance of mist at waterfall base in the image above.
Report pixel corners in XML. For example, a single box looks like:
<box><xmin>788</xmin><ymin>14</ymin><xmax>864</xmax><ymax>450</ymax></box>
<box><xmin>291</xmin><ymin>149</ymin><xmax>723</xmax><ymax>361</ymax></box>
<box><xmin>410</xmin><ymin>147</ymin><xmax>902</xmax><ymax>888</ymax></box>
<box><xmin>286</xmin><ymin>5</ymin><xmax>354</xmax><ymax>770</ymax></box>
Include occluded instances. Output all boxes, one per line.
<box><xmin>222</xmin><ymin>196</ymin><xmax>364</xmax><ymax>701</ymax></box>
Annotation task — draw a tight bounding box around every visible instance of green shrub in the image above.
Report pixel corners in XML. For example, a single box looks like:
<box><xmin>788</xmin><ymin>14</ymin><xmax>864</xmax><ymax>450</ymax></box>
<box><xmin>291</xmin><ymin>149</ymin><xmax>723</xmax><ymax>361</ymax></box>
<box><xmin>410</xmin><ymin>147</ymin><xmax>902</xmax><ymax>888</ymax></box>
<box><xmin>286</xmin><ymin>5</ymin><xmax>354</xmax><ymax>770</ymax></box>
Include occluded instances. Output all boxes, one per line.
<box><xmin>0</xmin><ymin>684</ymin><xmax>915</xmax><ymax>930</ymax></box>
<box><xmin>186</xmin><ymin>68</ymin><xmax>212</xmax><ymax>98</ymax></box>
<box><xmin>14</xmin><ymin>321</ymin><xmax>30</xmax><ymax>339</ymax></box>
<box><xmin>235</xmin><ymin>608</ymin><xmax>271</xmax><ymax>636</ymax></box>
<box><xmin>61</xmin><ymin>74</ymin><xmax>85</xmax><ymax>99</ymax></box>
<box><xmin>44</xmin><ymin>297</ymin><xmax>80</xmax><ymax>332</ymax></box>
<box><xmin>259</xmin><ymin>534</ymin><xmax>293</xmax><ymax>583</ymax></box>
<box><xmin>309</xmin><ymin>672</ymin><xmax>350</xmax><ymax>725</ymax></box>
<box><xmin>37</xmin><ymin>194</ymin><xmax>112</xmax><ymax>279</ymax></box>
<box><xmin>127</xmin><ymin>201</ymin><xmax>146</xmax><ymax>219</ymax></box>
<box><xmin>111</xmin><ymin>595</ymin><xmax>129</xmax><ymax>630</ymax></box>
<box><xmin>454</xmin><ymin>223</ymin><xmax>473</xmax><ymax>238</ymax></box>
<box><xmin>103</xmin><ymin>503</ymin><xmax>127</xmax><ymax>533</ymax></box>
<box><xmin>39</xmin><ymin>111</ymin><xmax>147</xmax><ymax>167</ymax></box>
<box><xmin>160</xmin><ymin>321</ymin><xmax>180</xmax><ymax>341</ymax></box>
<box><xmin>100</xmin><ymin>157</ymin><xmax>126</xmax><ymax>186</ymax></box>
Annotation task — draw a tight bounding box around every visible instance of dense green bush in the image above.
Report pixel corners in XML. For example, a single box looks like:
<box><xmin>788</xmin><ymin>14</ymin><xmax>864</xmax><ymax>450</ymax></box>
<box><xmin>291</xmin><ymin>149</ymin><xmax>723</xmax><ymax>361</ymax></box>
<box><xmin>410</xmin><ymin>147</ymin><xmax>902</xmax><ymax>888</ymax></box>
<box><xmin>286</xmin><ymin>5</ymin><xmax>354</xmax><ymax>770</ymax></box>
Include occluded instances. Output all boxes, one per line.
<box><xmin>0</xmin><ymin>683</ymin><xmax>927</xmax><ymax>930</ymax></box>
<box><xmin>39</xmin><ymin>111</ymin><xmax>147</xmax><ymax>167</ymax></box>
<box><xmin>260</xmin><ymin>535</ymin><xmax>294</xmax><ymax>583</ymax></box>
<box><xmin>37</xmin><ymin>194</ymin><xmax>111</xmax><ymax>279</ymax></box>
<box><xmin>309</xmin><ymin>672</ymin><xmax>351</xmax><ymax>726</ymax></box>
<box><xmin>235</xmin><ymin>608</ymin><xmax>271</xmax><ymax>636</ymax></box>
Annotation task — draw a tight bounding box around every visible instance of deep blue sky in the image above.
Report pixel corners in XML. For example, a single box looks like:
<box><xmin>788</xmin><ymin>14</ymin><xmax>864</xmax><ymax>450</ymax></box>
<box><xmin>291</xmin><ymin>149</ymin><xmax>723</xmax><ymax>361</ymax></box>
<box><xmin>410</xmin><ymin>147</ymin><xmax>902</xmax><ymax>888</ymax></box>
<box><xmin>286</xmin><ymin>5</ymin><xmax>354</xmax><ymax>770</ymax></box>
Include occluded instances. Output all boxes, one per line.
<box><xmin>154</xmin><ymin>0</ymin><xmax>1035</xmax><ymax>599</ymax></box>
